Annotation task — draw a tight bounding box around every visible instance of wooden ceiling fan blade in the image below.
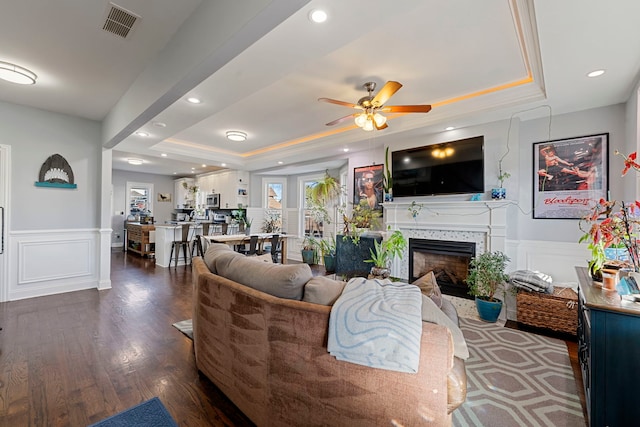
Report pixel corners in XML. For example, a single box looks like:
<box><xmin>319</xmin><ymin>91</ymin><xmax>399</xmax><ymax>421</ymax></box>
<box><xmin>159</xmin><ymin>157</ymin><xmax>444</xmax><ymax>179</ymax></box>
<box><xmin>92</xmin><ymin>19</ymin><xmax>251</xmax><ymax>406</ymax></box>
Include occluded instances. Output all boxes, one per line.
<box><xmin>318</xmin><ymin>97</ymin><xmax>361</xmax><ymax>109</ymax></box>
<box><xmin>374</xmin><ymin>122</ymin><xmax>388</xmax><ymax>130</ymax></box>
<box><xmin>371</xmin><ymin>81</ymin><xmax>402</xmax><ymax>107</ymax></box>
<box><xmin>381</xmin><ymin>105</ymin><xmax>432</xmax><ymax>113</ymax></box>
<box><xmin>326</xmin><ymin>113</ymin><xmax>357</xmax><ymax>126</ymax></box>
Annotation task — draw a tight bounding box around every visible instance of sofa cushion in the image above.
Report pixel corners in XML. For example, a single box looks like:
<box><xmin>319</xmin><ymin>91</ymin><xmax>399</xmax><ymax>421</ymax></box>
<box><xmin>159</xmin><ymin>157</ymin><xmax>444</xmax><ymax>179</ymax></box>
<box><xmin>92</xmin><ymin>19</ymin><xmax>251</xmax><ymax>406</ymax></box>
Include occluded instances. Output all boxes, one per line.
<box><xmin>216</xmin><ymin>255</ymin><xmax>312</xmax><ymax>300</ymax></box>
<box><xmin>302</xmin><ymin>276</ymin><xmax>347</xmax><ymax>306</ymax></box>
<box><xmin>413</xmin><ymin>271</ymin><xmax>443</xmax><ymax>308</ymax></box>
<box><xmin>203</xmin><ymin>243</ymin><xmax>239</xmax><ymax>274</ymax></box>
<box><xmin>421</xmin><ymin>294</ymin><xmax>469</xmax><ymax>360</ymax></box>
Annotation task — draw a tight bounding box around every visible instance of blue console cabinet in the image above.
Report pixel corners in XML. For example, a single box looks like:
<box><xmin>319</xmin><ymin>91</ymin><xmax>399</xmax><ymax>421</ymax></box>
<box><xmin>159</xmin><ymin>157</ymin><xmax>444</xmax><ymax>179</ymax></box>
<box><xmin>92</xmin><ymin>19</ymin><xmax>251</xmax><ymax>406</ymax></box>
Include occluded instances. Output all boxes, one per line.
<box><xmin>576</xmin><ymin>267</ymin><xmax>640</xmax><ymax>426</ymax></box>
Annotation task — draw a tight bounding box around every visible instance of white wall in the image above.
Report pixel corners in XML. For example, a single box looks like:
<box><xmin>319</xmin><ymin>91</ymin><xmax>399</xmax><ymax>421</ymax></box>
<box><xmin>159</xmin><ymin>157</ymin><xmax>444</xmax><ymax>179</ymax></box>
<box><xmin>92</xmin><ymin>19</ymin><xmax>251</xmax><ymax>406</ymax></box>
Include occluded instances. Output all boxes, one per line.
<box><xmin>0</xmin><ymin>100</ymin><xmax>104</xmax><ymax>301</ymax></box>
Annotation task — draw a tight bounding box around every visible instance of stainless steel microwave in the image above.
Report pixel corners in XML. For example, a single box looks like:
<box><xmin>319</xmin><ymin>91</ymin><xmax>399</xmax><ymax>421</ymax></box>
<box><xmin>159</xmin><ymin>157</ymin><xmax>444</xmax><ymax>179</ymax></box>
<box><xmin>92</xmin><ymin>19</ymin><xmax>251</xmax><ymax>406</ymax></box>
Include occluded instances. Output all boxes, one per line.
<box><xmin>206</xmin><ymin>193</ymin><xmax>220</xmax><ymax>208</ymax></box>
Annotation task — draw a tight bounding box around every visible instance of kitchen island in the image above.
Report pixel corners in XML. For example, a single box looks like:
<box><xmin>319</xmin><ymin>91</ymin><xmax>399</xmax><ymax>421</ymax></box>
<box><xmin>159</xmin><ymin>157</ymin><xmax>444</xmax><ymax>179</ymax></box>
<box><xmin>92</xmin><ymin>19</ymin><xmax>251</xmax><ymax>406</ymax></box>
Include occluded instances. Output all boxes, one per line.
<box><xmin>125</xmin><ymin>222</ymin><xmax>155</xmax><ymax>257</ymax></box>
<box><xmin>154</xmin><ymin>222</ymin><xmax>203</xmax><ymax>267</ymax></box>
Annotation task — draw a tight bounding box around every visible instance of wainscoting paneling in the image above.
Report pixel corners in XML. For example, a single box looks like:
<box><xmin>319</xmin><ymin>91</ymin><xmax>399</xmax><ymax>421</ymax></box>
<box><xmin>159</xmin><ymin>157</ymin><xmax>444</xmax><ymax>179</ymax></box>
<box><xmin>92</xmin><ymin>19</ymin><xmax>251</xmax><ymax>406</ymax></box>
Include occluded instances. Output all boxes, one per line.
<box><xmin>9</xmin><ymin>229</ymin><xmax>100</xmax><ymax>301</ymax></box>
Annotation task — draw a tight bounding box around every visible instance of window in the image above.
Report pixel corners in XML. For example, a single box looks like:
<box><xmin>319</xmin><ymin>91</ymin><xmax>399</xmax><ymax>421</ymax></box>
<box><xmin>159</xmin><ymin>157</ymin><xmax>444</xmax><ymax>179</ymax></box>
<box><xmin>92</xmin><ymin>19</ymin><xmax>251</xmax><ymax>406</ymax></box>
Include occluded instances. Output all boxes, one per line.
<box><xmin>263</xmin><ymin>178</ymin><xmax>285</xmax><ymax>232</ymax></box>
<box><xmin>300</xmin><ymin>175</ymin><xmax>325</xmax><ymax>238</ymax></box>
<box><xmin>126</xmin><ymin>182</ymin><xmax>154</xmax><ymax>218</ymax></box>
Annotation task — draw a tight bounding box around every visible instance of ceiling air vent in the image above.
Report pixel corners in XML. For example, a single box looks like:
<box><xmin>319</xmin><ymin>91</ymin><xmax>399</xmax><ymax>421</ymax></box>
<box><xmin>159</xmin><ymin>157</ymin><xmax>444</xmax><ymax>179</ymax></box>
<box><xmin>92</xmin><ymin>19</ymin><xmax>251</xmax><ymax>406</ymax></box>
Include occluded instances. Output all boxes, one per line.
<box><xmin>102</xmin><ymin>3</ymin><xmax>140</xmax><ymax>39</ymax></box>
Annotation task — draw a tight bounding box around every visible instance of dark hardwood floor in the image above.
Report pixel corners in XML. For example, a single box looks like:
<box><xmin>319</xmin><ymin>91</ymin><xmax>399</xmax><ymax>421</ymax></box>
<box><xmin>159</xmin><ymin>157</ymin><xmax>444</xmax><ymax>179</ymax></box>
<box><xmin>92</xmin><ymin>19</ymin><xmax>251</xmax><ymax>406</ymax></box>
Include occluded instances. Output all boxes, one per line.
<box><xmin>0</xmin><ymin>251</ymin><xmax>586</xmax><ymax>426</ymax></box>
<box><xmin>0</xmin><ymin>250</ymin><xmax>253</xmax><ymax>427</ymax></box>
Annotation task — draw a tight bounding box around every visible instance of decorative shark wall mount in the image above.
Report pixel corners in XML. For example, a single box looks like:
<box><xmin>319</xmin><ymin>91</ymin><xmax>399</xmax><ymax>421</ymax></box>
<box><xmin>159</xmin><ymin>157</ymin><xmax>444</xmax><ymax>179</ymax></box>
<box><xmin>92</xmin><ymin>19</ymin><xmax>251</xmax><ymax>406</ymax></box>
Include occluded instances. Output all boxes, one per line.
<box><xmin>35</xmin><ymin>153</ymin><xmax>77</xmax><ymax>189</ymax></box>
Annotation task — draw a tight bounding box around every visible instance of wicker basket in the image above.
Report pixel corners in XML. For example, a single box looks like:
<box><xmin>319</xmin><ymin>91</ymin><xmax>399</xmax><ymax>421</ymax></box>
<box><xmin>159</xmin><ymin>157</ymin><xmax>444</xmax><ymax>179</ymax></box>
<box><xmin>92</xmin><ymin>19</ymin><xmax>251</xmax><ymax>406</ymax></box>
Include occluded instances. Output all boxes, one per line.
<box><xmin>516</xmin><ymin>287</ymin><xmax>578</xmax><ymax>335</ymax></box>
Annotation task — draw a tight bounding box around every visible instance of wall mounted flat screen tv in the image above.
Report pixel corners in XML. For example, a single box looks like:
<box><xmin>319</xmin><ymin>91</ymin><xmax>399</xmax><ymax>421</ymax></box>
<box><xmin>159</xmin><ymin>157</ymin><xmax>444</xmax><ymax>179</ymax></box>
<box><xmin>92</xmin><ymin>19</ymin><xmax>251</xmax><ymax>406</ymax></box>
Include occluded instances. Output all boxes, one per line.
<box><xmin>392</xmin><ymin>136</ymin><xmax>484</xmax><ymax>197</ymax></box>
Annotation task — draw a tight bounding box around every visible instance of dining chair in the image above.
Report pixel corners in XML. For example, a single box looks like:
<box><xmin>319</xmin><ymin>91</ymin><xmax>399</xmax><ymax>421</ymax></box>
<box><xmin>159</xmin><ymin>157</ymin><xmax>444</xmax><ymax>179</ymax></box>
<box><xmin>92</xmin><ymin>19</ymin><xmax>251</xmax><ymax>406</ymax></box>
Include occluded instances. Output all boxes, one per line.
<box><xmin>238</xmin><ymin>235</ymin><xmax>259</xmax><ymax>256</ymax></box>
<box><xmin>266</xmin><ymin>234</ymin><xmax>282</xmax><ymax>263</ymax></box>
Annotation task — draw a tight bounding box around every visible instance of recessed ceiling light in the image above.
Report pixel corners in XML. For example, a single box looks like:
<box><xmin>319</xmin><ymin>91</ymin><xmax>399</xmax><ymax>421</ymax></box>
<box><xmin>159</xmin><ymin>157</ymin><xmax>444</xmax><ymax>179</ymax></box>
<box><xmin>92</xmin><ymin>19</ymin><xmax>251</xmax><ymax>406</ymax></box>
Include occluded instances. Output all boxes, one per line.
<box><xmin>186</xmin><ymin>97</ymin><xmax>201</xmax><ymax>104</ymax></box>
<box><xmin>309</xmin><ymin>9</ymin><xmax>327</xmax><ymax>23</ymax></box>
<box><xmin>191</xmin><ymin>167</ymin><xmax>195</xmax><ymax>170</ymax></box>
<box><xmin>173</xmin><ymin>172</ymin><xmax>177</xmax><ymax>175</ymax></box>
<box><xmin>278</xmin><ymin>161</ymin><xmax>284</xmax><ymax>164</ymax></box>
<box><xmin>128</xmin><ymin>158</ymin><xmax>143</xmax><ymax>165</ymax></box>
<box><xmin>202</xmin><ymin>164</ymin><xmax>206</xmax><ymax>167</ymax></box>
<box><xmin>343</xmin><ymin>148</ymin><xmax>349</xmax><ymax>152</ymax></box>
<box><xmin>161</xmin><ymin>153</ymin><xmax>167</xmax><ymax>157</ymax></box>
<box><xmin>152</xmin><ymin>121</ymin><xmax>166</xmax><ymax>128</ymax></box>
<box><xmin>135</xmin><ymin>131</ymin><xmax>149</xmax><ymax>137</ymax></box>
<box><xmin>0</xmin><ymin>61</ymin><xmax>37</xmax><ymax>84</ymax></box>
<box><xmin>221</xmin><ymin>163</ymin><xmax>226</xmax><ymax>167</ymax></box>
<box><xmin>226</xmin><ymin>130</ymin><xmax>247</xmax><ymax>142</ymax></box>
<box><xmin>445</xmin><ymin>126</ymin><xmax>455</xmax><ymax>131</ymax></box>
<box><xmin>587</xmin><ymin>69</ymin><xmax>605</xmax><ymax>78</ymax></box>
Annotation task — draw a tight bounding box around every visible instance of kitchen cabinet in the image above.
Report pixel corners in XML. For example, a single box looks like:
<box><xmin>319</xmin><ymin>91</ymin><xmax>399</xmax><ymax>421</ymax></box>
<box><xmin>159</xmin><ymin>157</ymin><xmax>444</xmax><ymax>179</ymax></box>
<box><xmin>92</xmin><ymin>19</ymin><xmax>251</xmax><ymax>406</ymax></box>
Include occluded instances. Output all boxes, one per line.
<box><xmin>196</xmin><ymin>170</ymin><xmax>249</xmax><ymax>209</ymax></box>
<box><xmin>576</xmin><ymin>266</ymin><xmax>640</xmax><ymax>426</ymax></box>
<box><xmin>174</xmin><ymin>178</ymin><xmax>196</xmax><ymax>209</ymax></box>
<box><xmin>126</xmin><ymin>223</ymin><xmax>155</xmax><ymax>257</ymax></box>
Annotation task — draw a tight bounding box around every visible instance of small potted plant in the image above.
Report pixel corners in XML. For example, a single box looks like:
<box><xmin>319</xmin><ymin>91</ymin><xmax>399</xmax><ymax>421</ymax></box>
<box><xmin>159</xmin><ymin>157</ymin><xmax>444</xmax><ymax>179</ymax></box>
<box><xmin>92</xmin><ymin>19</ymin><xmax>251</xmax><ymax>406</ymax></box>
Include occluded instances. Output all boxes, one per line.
<box><xmin>466</xmin><ymin>250</ymin><xmax>511</xmax><ymax>322</ymax></box>
<box><xmin>365</xmin><ymin>230</ymin><xmax>407</xmax><ymax>279</ymax></box>
<box><xmin>318</xmin><ymin>235</ymin><xmax>337</xmax><ymax>273</ymax></box>
<box><xmin>491</xmin><ymin>167</ymin><xmax>510</xmax><ymax>199</ymax></box>
<box><xmin>301</xmin><ymin>236</ymin><xmax>319</xmax><ymax>265</ymax></box>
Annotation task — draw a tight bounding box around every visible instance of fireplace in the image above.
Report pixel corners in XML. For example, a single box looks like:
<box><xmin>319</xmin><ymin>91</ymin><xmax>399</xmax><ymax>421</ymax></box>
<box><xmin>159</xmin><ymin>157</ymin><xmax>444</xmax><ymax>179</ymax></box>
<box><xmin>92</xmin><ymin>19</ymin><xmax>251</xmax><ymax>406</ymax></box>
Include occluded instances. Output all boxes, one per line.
<box><xmin>409</xmin><ymin>238</ymin><xmax>476</xmax><ymax>299</ymax></box>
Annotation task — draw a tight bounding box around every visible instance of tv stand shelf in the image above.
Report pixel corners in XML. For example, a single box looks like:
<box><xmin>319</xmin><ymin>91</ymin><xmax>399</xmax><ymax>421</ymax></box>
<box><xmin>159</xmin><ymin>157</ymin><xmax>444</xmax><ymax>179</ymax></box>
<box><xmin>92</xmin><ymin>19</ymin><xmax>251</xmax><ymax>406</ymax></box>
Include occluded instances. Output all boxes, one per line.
<box><xmin>576</xmin><ymin>266</ymin><xmax>640</xmax><ymax>426</ymax></box>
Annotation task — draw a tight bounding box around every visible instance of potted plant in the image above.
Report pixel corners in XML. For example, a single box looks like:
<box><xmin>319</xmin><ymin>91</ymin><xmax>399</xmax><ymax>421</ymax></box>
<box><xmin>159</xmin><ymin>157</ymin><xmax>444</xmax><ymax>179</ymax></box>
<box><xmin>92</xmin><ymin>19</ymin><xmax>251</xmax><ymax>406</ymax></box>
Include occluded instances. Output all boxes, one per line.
<box><xmin>491</xmin><ymin>168</ymin><xmax>510</xmax><ymax>199</ymax></box>
<box><xmin>365</xmin><ymin>230</ymin><xmax>407</xmax><ymax>278</ymax></box>
<box><xmin>342</xmin><ymin>199</ymin><xmax>382</xmax><ymax>243</ymax></box>
<box><xmin>318</xmin><ymin>235</ymin><xmax>337</xmax><ymax>273</ymax></box>
<box><xmin>301</xmin><ymin>236</ymin><xmax>319</xmax><ymax>265</ymax></box>
<box><xmin>466</xmin><ymin>250</ymin><xmax>511</xmax><ymax>322</ymax></box>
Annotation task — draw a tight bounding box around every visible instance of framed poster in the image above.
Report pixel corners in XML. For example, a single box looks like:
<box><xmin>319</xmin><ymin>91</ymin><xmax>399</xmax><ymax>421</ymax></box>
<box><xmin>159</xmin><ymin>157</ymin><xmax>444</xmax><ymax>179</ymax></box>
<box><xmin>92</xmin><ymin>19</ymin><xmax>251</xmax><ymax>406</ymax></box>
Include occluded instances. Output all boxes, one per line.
<box><xmin>353</xmin><ymin>164</ymin><xmax>384</xmax><ymax>211</ymax></box>
<box><xmin>532</xmin><ymin>133</ymin><xmax>608</xmax><ymax>219</ymax></box>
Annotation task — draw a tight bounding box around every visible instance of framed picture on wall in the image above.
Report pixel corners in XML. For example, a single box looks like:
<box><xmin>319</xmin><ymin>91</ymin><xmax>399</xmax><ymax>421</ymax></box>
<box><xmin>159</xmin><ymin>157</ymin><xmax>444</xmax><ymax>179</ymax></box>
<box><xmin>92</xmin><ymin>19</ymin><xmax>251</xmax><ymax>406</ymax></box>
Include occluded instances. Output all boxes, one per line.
<box><xmin>532</xmin><ymin>133</ymin><xmax>608</xmax><ymax>219</ymax></box>
<box><xmin>353</xmin><ymin>164</ymin><xmax>384</xmax><ymax>211</ymax></box>
<box><xmin>158</xmin><ymin>192</ymin><xmax>172</xmax><ymax>202</ymax></box>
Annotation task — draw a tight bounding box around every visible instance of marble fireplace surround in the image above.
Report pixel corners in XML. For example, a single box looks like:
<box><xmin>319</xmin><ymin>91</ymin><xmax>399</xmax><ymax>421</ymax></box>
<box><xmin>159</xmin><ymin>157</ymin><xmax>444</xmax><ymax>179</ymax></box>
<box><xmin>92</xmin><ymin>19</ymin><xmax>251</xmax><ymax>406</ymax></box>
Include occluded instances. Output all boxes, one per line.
<box><xmin>383</xmin><ymin>201</ymin><xmax>508</xmax><ymax>281</ymax></box>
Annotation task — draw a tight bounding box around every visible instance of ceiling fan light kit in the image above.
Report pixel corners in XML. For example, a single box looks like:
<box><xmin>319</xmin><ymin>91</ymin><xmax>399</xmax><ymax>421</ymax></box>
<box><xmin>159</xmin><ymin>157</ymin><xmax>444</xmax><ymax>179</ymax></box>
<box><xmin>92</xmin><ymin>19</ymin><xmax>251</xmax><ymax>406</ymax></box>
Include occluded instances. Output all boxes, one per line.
<box><xmin>320</xmin><ymin>80</ymin><xmax>431</xmax><ymax>131</ymax></box>
<box><xmin>0</xmin><ymin>61</ymin><xmax>37</xmax><ymax>85</ymax></box>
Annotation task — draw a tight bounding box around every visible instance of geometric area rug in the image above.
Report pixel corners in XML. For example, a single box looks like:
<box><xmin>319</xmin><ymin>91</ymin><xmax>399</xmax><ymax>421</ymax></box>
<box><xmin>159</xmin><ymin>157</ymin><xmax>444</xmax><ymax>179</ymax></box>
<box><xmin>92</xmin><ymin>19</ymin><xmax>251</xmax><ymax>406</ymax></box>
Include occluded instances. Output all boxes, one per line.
<box><xmin>172</xmin><ymin>319</ymin><xmax>193</xmax><ymax>340</ymax></box>
<box><xmin>453</xmin><ymin>318</ymin><xmax>585</xmax><ymax>427</ymax></box>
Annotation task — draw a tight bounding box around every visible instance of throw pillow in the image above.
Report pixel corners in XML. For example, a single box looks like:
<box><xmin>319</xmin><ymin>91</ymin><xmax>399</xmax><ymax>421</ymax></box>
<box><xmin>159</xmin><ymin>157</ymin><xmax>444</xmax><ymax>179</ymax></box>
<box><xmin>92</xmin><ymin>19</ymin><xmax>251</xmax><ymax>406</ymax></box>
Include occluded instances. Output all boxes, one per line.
<box><xmin>302</xmin><ymin>276</ymin><xmax>347</xmax><ymax>306</ymax></box>
<box><xmin>412</xmin><ymin>271</ymin><xmax>443</xmax><ymax>308</ymax></box>
<box><xmin>421</xmin><ymin>295</ymin><xmax>469</xmax><ymax>360</ymax></box>
<box><xmin>217</xmin><ymin>256</ymin><xmax>312</xmax><ymax>300</ymax></box>
<box><xmin>203</xmin><ymin>243</ymin><xmax>237</xmax><ymax>273</ymax></box>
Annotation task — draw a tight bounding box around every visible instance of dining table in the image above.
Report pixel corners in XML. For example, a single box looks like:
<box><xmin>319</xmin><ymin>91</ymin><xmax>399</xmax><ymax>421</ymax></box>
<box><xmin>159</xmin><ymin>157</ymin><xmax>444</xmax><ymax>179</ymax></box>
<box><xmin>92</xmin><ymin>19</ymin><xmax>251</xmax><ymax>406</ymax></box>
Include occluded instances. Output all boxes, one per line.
<box><xmin>203</xmin><ymin>233</ymin><xmax>293</xmax><ymax>263</ymax></box>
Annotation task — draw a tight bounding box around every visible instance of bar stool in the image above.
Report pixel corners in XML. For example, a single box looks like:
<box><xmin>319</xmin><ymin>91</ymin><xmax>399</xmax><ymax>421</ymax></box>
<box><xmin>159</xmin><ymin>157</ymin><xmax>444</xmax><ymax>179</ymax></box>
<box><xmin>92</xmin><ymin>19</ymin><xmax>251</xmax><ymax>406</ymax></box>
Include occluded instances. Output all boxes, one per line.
<box><xmin>191</xmin><ymin>223</ymin><xmax>211</xmax><ymax>258</ymax></box>
<box><xmin>238</xmin><ymin>235</ymin><xmax>259</xmax><ymax>256</ymax></box>
<box><xmin>169</xmin><ymin>223</ymin><xmax>191</xmax><ymax>268</ymax></box>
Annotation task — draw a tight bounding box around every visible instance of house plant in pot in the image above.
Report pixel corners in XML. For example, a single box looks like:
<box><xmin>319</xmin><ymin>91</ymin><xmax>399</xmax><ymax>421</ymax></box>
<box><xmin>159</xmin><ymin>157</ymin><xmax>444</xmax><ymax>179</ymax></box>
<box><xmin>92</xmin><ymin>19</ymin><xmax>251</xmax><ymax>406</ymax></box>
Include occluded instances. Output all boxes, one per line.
<box><xmin>318</xmin><ymin>235</ymin><xmax>337</xmax><ymax>273</ymax></box>
<box><xmin>301</xmin><ymin>236</ymin><xmax>319</xmax><ymax>265</ymax></box>
<box><xmin>365</xmin><ymin>229</ymin><xmax>407</xmax><ymax>279</ymax></box>
<box><xmin>466</xmin><ymin>250</ymin><xmax>511</xmax><ymax>322</ymax></box>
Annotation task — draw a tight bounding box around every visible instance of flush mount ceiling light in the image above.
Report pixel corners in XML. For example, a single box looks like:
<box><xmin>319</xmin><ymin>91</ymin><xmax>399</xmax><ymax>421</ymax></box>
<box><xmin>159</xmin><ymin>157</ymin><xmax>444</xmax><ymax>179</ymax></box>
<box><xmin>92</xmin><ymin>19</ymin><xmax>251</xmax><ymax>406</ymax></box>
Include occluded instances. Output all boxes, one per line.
<box><xmin>186</xmin><ymin>97</ymin><xmax>201</xmax><ymax>104</ymax></box>
<box><xmin>226</xmin><ymin>130</ymin><xmax>247</xmax><ymax>142</ymax></box>
<box><xmin>445</xmin><ymin>126</ymin><xmax>455</xmax><ymax>131</ymax></box>
<box><xmin>0</xmin><ymin>61</ymin><xmax>37</xmax><ymax>85</ymax></box>
<box><xmin>587</xmin><ymin>69</ymin><xmax>605</xmax><ymax>78</ymax></box>
<box><xmin>135</xmin><ymin>131</ymin><xmax>149</xmax><ymax>137</ymax></box>
<box><xmin>309</xmin><ymin>9</ymin><xmax>327</xmax><ymax>23</ymax></box>
<box><xmin>127</xmin><ymin>158</ymin><xmax>143</xmax><ymax>165</ymax></box>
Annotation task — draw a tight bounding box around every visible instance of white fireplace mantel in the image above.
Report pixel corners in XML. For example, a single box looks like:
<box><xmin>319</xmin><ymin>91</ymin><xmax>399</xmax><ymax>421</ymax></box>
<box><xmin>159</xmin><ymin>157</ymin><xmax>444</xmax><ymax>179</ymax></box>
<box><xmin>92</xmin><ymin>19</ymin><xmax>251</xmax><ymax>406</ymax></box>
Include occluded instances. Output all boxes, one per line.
<box><xmin>384</xmin><ymin>200</ymin><xmax>509</xmax><ymax>258</ymax></box>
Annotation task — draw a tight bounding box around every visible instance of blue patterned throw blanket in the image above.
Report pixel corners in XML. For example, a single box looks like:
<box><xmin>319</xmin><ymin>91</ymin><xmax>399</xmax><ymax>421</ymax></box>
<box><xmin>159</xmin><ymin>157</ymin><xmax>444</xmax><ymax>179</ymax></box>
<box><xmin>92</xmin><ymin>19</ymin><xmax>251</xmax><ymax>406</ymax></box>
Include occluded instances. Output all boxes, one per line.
<box><xmin>328</xmin><ymin>277</ymin><xmax>423</xmax><ymax>373</ymax></box>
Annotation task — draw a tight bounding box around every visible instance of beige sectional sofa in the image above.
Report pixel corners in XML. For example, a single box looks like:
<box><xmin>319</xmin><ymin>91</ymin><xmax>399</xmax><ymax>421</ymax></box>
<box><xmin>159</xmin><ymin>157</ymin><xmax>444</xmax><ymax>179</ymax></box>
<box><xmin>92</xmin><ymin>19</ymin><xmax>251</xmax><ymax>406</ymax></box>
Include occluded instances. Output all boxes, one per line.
<box><xmin>192</xmin><ymin>243</ymin><xmax>466</xmax><ymax>426</ymax></box>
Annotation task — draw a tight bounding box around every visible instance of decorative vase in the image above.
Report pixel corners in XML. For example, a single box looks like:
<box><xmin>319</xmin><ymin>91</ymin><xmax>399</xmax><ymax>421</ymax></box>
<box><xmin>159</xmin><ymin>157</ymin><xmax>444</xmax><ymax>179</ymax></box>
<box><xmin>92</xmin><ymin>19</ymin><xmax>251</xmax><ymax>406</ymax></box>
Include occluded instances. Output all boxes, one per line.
<box><xmin>475</xmin><ymin>296</ymin><xmax>503</xmax><ymax>322</ymax></box>
<box><xmin>323</xmin><ymin>255</ymin><xmax>336</xmax><ymax>273</ymax></box>
<box><xmin>384</xmin><ymin>191</ymin><xmax>393</xmax><ymax>202</ymax></box>
<box><xmin>491</xmin><ymin>188</ymin><xmax>506</xmax><ymax>199</ymax></box>
<box><xmin>245</xmin><ymin>227</ymin><xmax>251</xmax><ymax>236</ymax></box>
<box><xmin>370</xmin><ymin>266</ymin><xmax>391</xmax><ymax>279</ymax></box>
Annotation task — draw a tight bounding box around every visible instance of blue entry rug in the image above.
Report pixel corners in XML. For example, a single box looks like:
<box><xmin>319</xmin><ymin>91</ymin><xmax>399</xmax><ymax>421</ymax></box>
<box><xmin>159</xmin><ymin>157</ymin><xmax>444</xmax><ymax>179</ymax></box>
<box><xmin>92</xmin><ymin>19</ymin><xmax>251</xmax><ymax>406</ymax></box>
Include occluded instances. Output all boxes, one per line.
<box><xmin>88</xmin><ymin>397</ymin><xmax>178</xmax><ymax>427</ymax></box>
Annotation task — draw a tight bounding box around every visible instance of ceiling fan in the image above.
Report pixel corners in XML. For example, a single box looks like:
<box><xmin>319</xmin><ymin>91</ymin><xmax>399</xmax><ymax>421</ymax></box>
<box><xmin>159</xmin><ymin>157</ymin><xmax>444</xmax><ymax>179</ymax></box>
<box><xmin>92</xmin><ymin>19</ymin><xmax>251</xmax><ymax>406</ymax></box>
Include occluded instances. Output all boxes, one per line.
<box><xmin>318</xmin><ymin>81</ymin><xmax>431</xmax><ymax>131</ymax></box>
